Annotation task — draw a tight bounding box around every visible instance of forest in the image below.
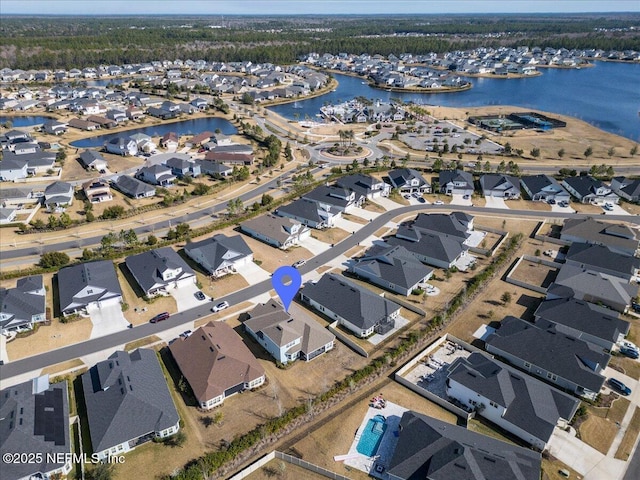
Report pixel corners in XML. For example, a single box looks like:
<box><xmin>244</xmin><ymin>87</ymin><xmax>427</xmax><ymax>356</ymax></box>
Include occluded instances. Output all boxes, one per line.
<box><xmin>1</xmin><ymin>14</ymin><xmax>639</xmax><ymax>69</ymax></box>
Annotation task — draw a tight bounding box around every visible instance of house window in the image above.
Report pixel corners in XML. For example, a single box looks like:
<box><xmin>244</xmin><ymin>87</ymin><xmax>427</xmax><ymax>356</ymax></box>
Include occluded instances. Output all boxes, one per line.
<box><xmin>490</xmin><ymin>401</ymin><xmax>498</xmax><ymax>408</ymax></box>
<box><xmin>524</xmin><ymin>362</ymin><xmax>531</xmax><ymax>368</ymax></box>
<box><xmin>547</xmin><ymin>372</ymin><xmax>558</xmax><ymax>381</ymax></box>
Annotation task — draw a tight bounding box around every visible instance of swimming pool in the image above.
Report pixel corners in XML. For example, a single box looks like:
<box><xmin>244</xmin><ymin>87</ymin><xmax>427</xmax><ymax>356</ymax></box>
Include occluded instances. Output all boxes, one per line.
<box><xmin>356</xmin><ymin>415</ymin><xmax>387</xmax><ymax>457</ymax></box>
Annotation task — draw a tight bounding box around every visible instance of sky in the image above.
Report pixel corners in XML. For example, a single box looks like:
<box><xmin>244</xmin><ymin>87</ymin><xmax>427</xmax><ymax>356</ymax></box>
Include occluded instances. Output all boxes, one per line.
<box><xmin>2</xmin><ymin>0</ymin><xmax>639</xmax><ymax>16</ymax></box>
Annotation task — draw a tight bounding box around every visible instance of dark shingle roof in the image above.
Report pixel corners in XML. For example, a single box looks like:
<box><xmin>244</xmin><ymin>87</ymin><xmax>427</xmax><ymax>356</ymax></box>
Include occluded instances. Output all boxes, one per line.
<box><xmin>57</xmin><ymin>260</ymin><xmax>122</xmax><ymax>313</ymax></box>
<box><xmin>411</xmin><ymin>212</ymin><xmax>471</xmax><ymax>240</ymax></box>
<box><xmin>520</xmin><ymin>174</ymin><xmax>568</xmax><ymax>197</ymax></box>
<box><xmin>485</xmin><ymin>316</ymin><xmax>610</xmax><ymax>393</ymax></box>
<box><xmin>388</xmin><ymin>227</ymin><xmax>465</xmax><ymax>264</ymax></box>
<box><xmin>439</xmin><ymin>169</ymin><xmax>473</xmax><ymax>187</ymax></box>
<box><xmin>1</xmin><ymin>378</ymin><xmax>71</xmax><ymax>480</ymax></box>
<box><xmin>561</xmin><ymin>218</ymin><xmax>639</xmax><ymax>254</ymax></box>
<box><xmin>336</xmin><ymin>173</ymin><xmax>385</xmax><ymax>197</ymax></box>
<box><xmin>447</xmin><ymin>352</ymin><xmax>580</xmax><ymax>445</ymax></box>
<box><xmin>388</xmin><ymin>168</ymin><xmax>429</xmax><ymax>189</ymax></box>
<box><xmin>388</xmin><ymin>410</ymin><xmax>542</xmax><ymax>480</ymax></box>
<box><xmin>352</xmin><ymin>245</ymin><xmax>433</xmax><ymax>290</ymax></box>
<box><xmin>81</xmin><ymin>349</ymin><xmax>179</xmax><ymax>454</ymax></box>
<box><xmin>303</xmin><ymin>185</ymin><xmax>353</xmax><ymax>209</ymax></box>
<box><xmin>0</xmin><ymin>275</ymin><xmax>45</xmax><ymax>332</ymax></box>
<box><xmin>124</xmin><ymin>247</ymin><xmax>194</xmax><ymax>294</ymax></box>
<box><xmin>113</xmin><ymin>175</ymin><xmax>156</xmax><ymax>198</ymax></box>
<box><xmin>301</xmin><ymin>273</ymin><xmax>400</xmax><ymax>330</ymax></box>
<box><xmin>535</xmin><ymin>297</ymin><xmax>629</xmax><ymax>346</ymax></box>
<box><xmin>277</xmin><ymin>198</ymin><xmax>327</xmax><ymax>224</ymax></box>
<box><xmin>183</xmin><ymin>234</ymin><xmax>252</xmax><ymax>275</ymax></box>
<box><xmin>479</xmin><ymin>174</ymin><xmax>520</xmax><ymax>193</ymax></box>
<box><xmin>565</xmin><ymin>242</ymin><xmax>640</xmax><ymax>278</ymax></box>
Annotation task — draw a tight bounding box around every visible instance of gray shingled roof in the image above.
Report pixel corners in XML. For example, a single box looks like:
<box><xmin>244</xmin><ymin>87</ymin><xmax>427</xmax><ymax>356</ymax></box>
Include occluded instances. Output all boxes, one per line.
<box><xmin>240</xmin><ymin>214</ymin><xmax>308</xmax><ymax>247</ymax></box>
<box><xmin>520</xmin><ymin>174</ymin><xmax>568</xmax><ymax>197</ymax></box>
<box><xmin>388</xmin><ymin>227</ymin><xmax>465</xmax><ymax>265</ymax></box>
<box><xmin>563</xmin><ymin>175</ymin><xmax>605</xmax><ymax>198</ymax></box>
<box><xmin>0</xmin><ymin>275</ymin><xmax>45</xmax><ymax>332</ymax></box>
<box><xmin>485</xmin><ymin>316</ymin><xmax>610</xmax><ymax>393</ymax></box>
<box><xmin>411</xmin><ymin>212</ymin><xmax>472</xmax><ymax>240</ymax></box>
<box><xmin>113</xmin><ymin>175</ymin><xmax>156</xmax><ymax>198</ymax></box>
<box><xmin>57</xmin><ymin>260</ymin><xmax>123</xmax><ymax>314</ymax></box>
<box><xmin>534</xmin><ymin>298</ymin><xmax>629</xmax><ymax>347</ymax></box>
<box><xmin>277</xmin><ymin>198</ymin><xmax>328</xmax><ymax>224</ymax></box>
<box><xmin>336</xmin><ymin>173</ymin><xmax>384</xmax><ymax>197</ymax></box>
<box><xmin>561</xmin><ymin>218</ymin><xmax>639</xmax><ymax>254</ymax></box>
<box><xmin>183</xmin><ymin>234</ymin><xmax>252</xmax><ymax>275</ymax></box>
<box><xmin>301</xmin><ymin>273</ymin><xmax>400</xmax><ymax>330</ymax></box>
<box><xmin>303</xmin><ymin>185</ymin><xmax>353</xmax><ymax>209</ymax></box>
<box><xmin>565</xmin><ymin>242</ymin><xmax>640</xmax><ymax>278</ymax></box>
<box><xmin>352</xmin><ymin>245</ymin><xmax>433</xmax><ymax>290</ymax></box>
<box><xmin>388</xmin><ymin>410</ymin><xmax>542</xmax><ymax>480</ymax></box>
<box><xmin>479</xmin><ymin>173</ymin><xmax>520</xmax><ymax>193</ymax></box>
<box><xmin>124</xmin><ymin>247</ymin><xmax>195</xmax><ymax>294</ymax></box>
<box><xmin>439</xmin><ymin>169</ymin><xmax>473</xmax><ymax>187</ymax></box>
<box><xmin>447</xmin><ymin>352</ymin><xmax>579</xmax><ymax>445</ymax></box>
<box><xmin>79</xmin><ymin>149</ymin><xmax>107</xmax><ymax>168</ymax></box>
<box><xmin>1</xmin><ymin>378</ymin><xmax>71</xmax><ymax>480</ymax></box>
<box><xmin>554</xmin><ymin>264</ymin><xmax>637</xmax><ymax>308</ymax></box>
<box><xmin>81</xmin><ymin>349</ymin><xmax>179</xmax><ymax>455</ymax></box>
<box><xmin>388</xmin><ymin>168</ymin><xmax>429</xmax><ymax>189</ymax></box>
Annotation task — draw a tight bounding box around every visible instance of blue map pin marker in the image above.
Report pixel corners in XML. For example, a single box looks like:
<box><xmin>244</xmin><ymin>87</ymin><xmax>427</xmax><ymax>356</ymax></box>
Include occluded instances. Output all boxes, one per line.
<box><xmin>272</xmin><ymin>266</ymin><xmax>302</xmax><ymax>312</ymax></box>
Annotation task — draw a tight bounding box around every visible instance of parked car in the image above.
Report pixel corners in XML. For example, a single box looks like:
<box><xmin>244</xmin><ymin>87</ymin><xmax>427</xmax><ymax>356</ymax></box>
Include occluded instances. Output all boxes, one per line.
<box><xmin>211</xmin><ymin>301</ymin><xmax>229</xmax><ymax>313</ymax></box>
<box><xmin>292</xmin><ymin>259</ymin><xmax>307</xmax><ymax>268</ymax></box>
<box><xmin>179</xmin><ymin>330</ymin><xmax>192</xmax><ymax>339</ymax></box>
<box><xmin>434</xmin><ymin>200</ymin><xmax>445</xmax><ymax>205</ymax></box>
<box><xmin>558</xmin><ymin>201</ymin><xmax>569</xmax><ymax>208</ymax></box>
<box><xmin>603</xmin><ymin>203</ymin><xmax>614</xmax><ymax>211</ymax></box>
<box><xmin>412</xmin><ymin>192</ymin><xmax>421</xmax><ymax>198</ymax></box>
<box><xmin>620</xmin><ymin>340</ymin><xmax>639</xmax><ymax>352</ymax></box>
<box><xmin>194</xmin><ymin>291</ymin><xmax>206</xmax><ymax>301</ymax></box>
<box><xmin>547</xmin><ymin>198</ymin><xmax>556</xmax><ymax>205</ymax></box>
<box><xmin>463</xmin><ymin>194</ymin><xmax>470</xmax><ymax>200</ymax></box>
<box><xmin>150</xmin><ymin>312</ymin><xmax>170</xmax><ymax>323</ymax></box>
<box><xmin>417</xmin><ymin>197</ymin><xmax>426</xmax><ymax>203</ymax></box>
<box><xmin>632</xmin><ymin>302</ymin><xmax>640</xmax><ymax>313</ymax></box>
<box><xmin>403</xmin><ymin>194</ymin><xmax>411</xmax><ymax>199</ymax></box>
<box><xmin>609</xmin><ymin>378</ymin><xmax>632</xmax><ymax>395</ymax></box>
<box><xmin>620</xmin><ymin>346</ymin><xmax>640</xmax><ymax>359</ymax></box>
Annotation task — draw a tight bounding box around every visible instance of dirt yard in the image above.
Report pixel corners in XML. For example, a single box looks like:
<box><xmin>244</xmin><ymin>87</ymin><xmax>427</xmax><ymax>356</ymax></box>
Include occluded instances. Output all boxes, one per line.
<box><xmin>509</xmin><ymin>259</ymin><xmax>559</xmax><ymax>289</ymax></box>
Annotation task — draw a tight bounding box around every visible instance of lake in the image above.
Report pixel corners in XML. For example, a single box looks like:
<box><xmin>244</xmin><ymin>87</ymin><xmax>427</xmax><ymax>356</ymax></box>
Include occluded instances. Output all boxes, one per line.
<box><xmin>269</xmin><ymin>61</ymin><xmax>640</xmax><ymax>142</ymax></box>
<box><xmin>70</xmin><ymin>116</ymin><xmax>237</xmax><ymax>148</ymax></box>
<box><xmin>0</xmin><ymin>115</ymin><xmax>55</xmax><ymax>127</ymax></box>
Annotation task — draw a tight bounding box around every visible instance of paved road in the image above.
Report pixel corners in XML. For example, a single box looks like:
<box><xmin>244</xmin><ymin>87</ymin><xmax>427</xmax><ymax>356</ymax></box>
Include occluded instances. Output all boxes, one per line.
<box><xmin>623</xmin><ymin>444</ymin><xmax>640</xmax><ymax>480</ymax></box>
<box><xmin>0</xmin><ymin>203</ymin><xmax>638</xmax><ymax>381</ymax></box>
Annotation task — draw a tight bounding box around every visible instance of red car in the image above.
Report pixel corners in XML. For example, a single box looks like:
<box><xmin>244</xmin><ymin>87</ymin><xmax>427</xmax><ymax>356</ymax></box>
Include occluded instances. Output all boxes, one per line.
<box><xmin>150</xmin><ymin>312</ymin><xmax>170</xmax><ymax>323</ymax></box>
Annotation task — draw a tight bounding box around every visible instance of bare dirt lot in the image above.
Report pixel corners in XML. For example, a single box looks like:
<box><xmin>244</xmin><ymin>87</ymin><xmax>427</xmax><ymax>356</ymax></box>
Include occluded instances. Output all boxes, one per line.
<box><xmin>509</xmin><ymin>259</ymin><xmax>559</xmax><ymax>289</ymax></box>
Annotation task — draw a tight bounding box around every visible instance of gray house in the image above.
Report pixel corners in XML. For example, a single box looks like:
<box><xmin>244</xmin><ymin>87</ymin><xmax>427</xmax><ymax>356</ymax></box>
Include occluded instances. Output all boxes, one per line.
<box><xmin>562</xmin><ymin>176</ymin><xmax>619</xmax><ymax>205</ymax></box>
<box><xmin>350</xmin><ymin>245</ymin><xmax>433</xmax><ymax>296</ymax></box>
<box><xmin>534</xmin><ymin>298</ymin><xmax>630</xmax><ymax>351</ymax></box>
<box><xmin>387</xmin><ymin>227</ymin><xmax>467</xmax><ymax>269</ymax></box>
<box><xmin>300</xmin><ymin>273</ymin><xmax>400</xmax><ymax>338</ymax></box>
<box><xmin>446</xmin><ymin>352</ymin><xmax>580</xmax><ymax>450</ymax></box>
<box><xmin>303</xmin><ymin>185</ymin><xmax>362</xmax><ymax>213</ymax></box>
<box><xmin>57</xmin><ymin>260</ymin><xmax>123</xmax><ymax>316</ymax></box>
<box><xmin>104</xmin><ymin>136</ymin><xmax>137</xmax><ymax>156</ymax></box>
<box><xmin>276</xmin><ymin>197</ymin><xmax>339</xmax><ymax>229</ymax></box>
<box><xmin>1</xmin><ymin>376</ymin><xmax>72</xmax><ymax>480</ymax></box>
<box><xmin>520</xmin><ymin>174</ymin><xmax>570</xmax><ymax>202</ymax></box>
<box><xmin>484</xmin><ymin>316</ymin><xmax>610</xmax><ymax>400</ymax></box>
<box><xmin>136</xmin><ymin>164</ymin><xmax>175</xmax><ymax>186</ymax></box>
<box><xmin>336</xmin><ymin>173</ymin><xmax>391</xmax><ymax>199</ymax></box>
<box><xmin>439</xmin><ymin>169</ymin><xmax>474</xmax><ymax>196</ymax></box>
<box><xmin>184</xmin><ymin>234</ymin><xmax>253</xmax><ymax>277</ymax></box>
<box><xmin>43</xmin><ymin>181</ymin><xmax>74</xmax><ymax>209</ymax></box>
<box><xmin>611</xmin><ymin>176</ymin><xmax>640</xmax><ymax>203</ymax></box>
<box><xmin>125</xmin><ymin>247</ymin><xmax>196</xmax><ymax>297</ymax></box>
<box><xmin>240</xmin><ymin>214</ymin><xmax>311</xmax><ymax>250</ymax></box>
<box><xmin>479</xmin><ymin>173</ymin><xmax>521</xmax><ymax>198</ymax></box>
<box><xmin>79</xmin><ymin>149</ymin><xmax>108</xmax><ymax>171</ymax></box>
<box><xmin>0</xmin><ymin>275</ymin><xmax>46</xmax><ymax>334</ymax></box>
<box><xmin>81</xmin><ymin>349</ymin><xmax>180</xmax><ymax>460</ymax></box>
<box><xmin>564</xmin><ymin>242</ymin><xmax>640</xmax><ymax>281</ymax></box>
<box><xmin>387</xmin><ymin>168</ymin><xmax>430</xmax><ymax>194</ymax></box>
<box><xmin>244</xmin><ymin>299</ymin><xmax>335</xmax><ymax>364</ymax></box>
<box><xmin>387</xmin><ymin>411</ymin><xmax>542</xmax><ymax>480</ymax></box>
<box><xmin>113</xmin><ymin>175</ymin><xmax>156</xmax><ymax>199</ymax></box>
<box><xmin>561</xmin><ymin>218</ymin><xmax>639</xmax><ymax>256</ymax></box>
<box><xmin>165</xmin><ymin>157</ymin><xmax>201</xmax><ymax>178</ymax></box>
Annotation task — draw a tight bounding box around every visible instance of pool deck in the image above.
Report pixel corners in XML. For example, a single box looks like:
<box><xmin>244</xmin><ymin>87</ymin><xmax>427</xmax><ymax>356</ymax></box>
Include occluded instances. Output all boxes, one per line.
<box><xmin>342</xmin><ymin>401</ymin><xmax>407</xmax><ymax>478</ymax></box>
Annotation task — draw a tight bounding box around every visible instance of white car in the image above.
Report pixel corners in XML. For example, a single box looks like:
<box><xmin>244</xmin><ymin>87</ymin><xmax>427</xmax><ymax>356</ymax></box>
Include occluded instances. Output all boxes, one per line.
<box><xmin>603</xmin><ymin>203</ymin><xmax>614</xmax><ymax>211</ymax></box>
<box><xmin>434</xmin><ymin>200</ymin><xmax>444</xmax><ymax>205</ymax></box>
<box><xmin>211</xmin><ymin>301</ymin><xmax>229</xmax><ymax>313</ymax></box>
<box><xmin>292</xmin><ymin>259</ymin><xmax>307</xmax><ymax>268</ymax></box>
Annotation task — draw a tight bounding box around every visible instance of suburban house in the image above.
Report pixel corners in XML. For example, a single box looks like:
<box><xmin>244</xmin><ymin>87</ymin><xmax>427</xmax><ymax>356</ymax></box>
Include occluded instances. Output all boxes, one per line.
<box><xmin>387</xmin><ymin>227</ymin><xmax>468</xmax><ymax>269</ymax></box>
<box><xmin>184</xmin><ymin>234</ymin><xmax>253</xmax><ymax>277</ymax></box>
<box><xmin>79</xmin><ymin>149</ymin><xmax>108</xmax><ymax>171</ymax></box>
<box><xmin>57</xmin><ymin>260</ymin><xmax>123</xmax><ymax>316</ymax></box>
<box><xmin>113</xmin><ymin>175</ymin><xmax>156</xmax><ymax>199</ymax></box>
<box><xmin>125</xmin><ymin>247</ymin><xmax>196</xmax><ymax>297</ymax></box>
<box><xmin>204</xmin><ymin>150</ymin><xmax>254</xmax><ymax>165</ymax></box>
<box><xmin>43</xmin><ymin>181</ymin><xmax>74</xmax><ymax>209</ymax></box>
<box><xmin>562</xmin><ymin>176</ymin><xmax>619</xmax><ymax>204</ymax></box>
<box><xmin>484</xmin><ymin>316</ymin><xmax>610</xmax><ymax>399</ymax></box>
<box><xmin>68</xmin><ymin>118</ymin><xmax>101</xmax><ymax>131</ymax></box>
<box><xmin>135</xmin><ymin>164</ymin><xmax>176</xmax><ymax>186</ymax></box>
<box><xmin>83</xmin><ymin>179</ymin><xmax>113</xmax><ymax>203</ymax></box>
<box><xmin>160</xmin><ymin>132</ymin><xmax>180</xmax><ymax>150</ymax></box>
<box><xmin>611</xmin><ymin>176</ymin><xmax>640</xmax><ymax>203</ymax></box>
<box><xmin>350</xmin><ymin>245</ymin><xmax>433</xmax><ymax>296</ymax></box>
<box><xmin>104</xmin><ymin>136</ymin><xmax>137</xmax><ymax>156</ymax></box>
<box><xmin>0</xmin><ymin>207</ymin><xmax>17</xmax><ymax>224</ymax></box>
<box><xmin>300</xmin><ymin>273</ymin><xmax>401</xmax><ymax>337</ymax></box>
<box><xmin>446</xmin><ymin>352</ymin><xmax>580</xmax><ymax>450</ymax></box>
<box><xmin>244</xmin><ymin>299</ymin><xmax>335</xmax><ymax>364</ymax></box>
<box><xmin>240</xmin><ymin>214</ymin><xmax>311</xmax><ymax>249</ymax></box>
<box><xmin>387</xmin><ymin>168</ymin><xmax>431</xmax><ymax>194</ymax></box>
<box><xmin>534</xmin><ymin>297</ymin><xmax>630</xmax><ymax>351</ymax></box>
<box><xmin>276</xmin><ymin>197</ymin><xmax>339</xmax><ymax>229</ymax></box>
<box><xmin>564</xmin><ymin>242</ymin><xmax>640</xmax><ymax>281</ymax></box>
<box><xmin>197</xmin><ymin>160</ymin><xmax>233</xmax><ymax>177</ymax></box>
<box><xmin>479</xmin><ymin>173</ymin><xmax>521</xmax><ymax>198</ymax></box>
<box><xmin>520</xmin><ymin>174</ymin><xmax>571</xmax><ymax>202</ymax></box>
<box><xmin>547</xmin><ymin>263</ymin><xmax>637</xmax><ymax>313</ymax></box>
<box><xmin>409</xmin><ymin>212</ymin><xmax>474</xmax><ymax>243</ymax></box>
<box><xmin>1</xmin><ymin>376</ymin><xmax>73</xmax><ymax>480</ymax></box>
<box><xmin>439</xmin><ymin>169</ymin><xmax>474</xmax><ymax>196</ymax></box>
<box><xmin>560</xmin><ymin>218</ymin><xmax>639</xmax><ymax>256</ymax></box>
<box><xmin>561</xmin><ymin>218</ymin><xmax>640</xmax><ymax>255</ymax></box>
<box><xmin>387</xmin><ymin>411</ymin><xmax>542</xmax><ymax>480</ymax></box>
<box><xmin>335</xmin><ymin>173</ymin><xmax>391</xmax><ymax>199</ymax></box>
<box><xmin>42</xmin><ymin>119</ymin><xmax>68</xmax><ymax>135</ymax></box>
<box><xmin>0</xmin><ymin>275</ymin><xmax>46</xmax><ymax>334</ymax></box>
<box><xmin>81</xmin><ymin>349</ymin><xmax>180</xmax><ymax>460</ymax></box>
<box><xmin>0</xmin><ymin>186</ymin><xmax>36</xmax><ymax>207</ymax></box>
<box><xmin>303</xmin><ymin>185</ymin><xmax>363</xmax><ymax>213</ymax></box>
<box><xmin>0</xmin><ymin>158</ymin><xmax>28</xmax><ymax>181</ymax></box>
<box><xmin>170</xmin><ymin>321</ymin><xmax>265</xmax><ymax>409</ymax></box>
<box><xmin>165</xmin><ymin>157</ymin><xmax>201</xmax><ymax>178</ymax></box>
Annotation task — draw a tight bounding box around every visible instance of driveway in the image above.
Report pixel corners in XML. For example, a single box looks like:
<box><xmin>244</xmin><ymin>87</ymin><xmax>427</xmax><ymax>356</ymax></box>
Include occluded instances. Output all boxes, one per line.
<box><xmin>170</xmin><ymin>283</ymin><xmax>207</xmax><ymax>312</ymax></box>
<box><xmin>371</xmin><ymin>196</ymin><xmax>404</xmax><ymax>211</ymax></box>
<box><xmin>450</xmin><ymin>194</ymin><xmax>473</xmax><ymax>206</ymax></box>
<box><xmin>236</xmin><ymin>261</ymin><xmax>272</xmax><ymax>284</ymax></box>
<box><xmin>453</xmin><ymin>253</ymin><xmax>477</xmax><ymax>272</ymax></box>
<box><xmin>603</xmin><ymin>204</ymin><xmax>631</xmax><ymax>216</ymax></box>
<box><xmin>551</xmin><ymin>203</ymin><xmax>576</xmax><ymax>213</ymax></box>
<box><xmin>303</xmin><ymin>236</ymin><xmax>331</xmax><ymax>255</ymax></box>
<box><xmin>88</xmin><ymin>303</ymin><xmax>130</xmax><ymax>339</ymax></box>
<box><xmin>484</xmin><ymin>196</ymin><xmax>509</xmax><ymax>209</ymax></box>
<box><xmin>350</xmin><ymin>207</ymin><xmax>380</xmax><ymax>221</ymax></box>
<box><xmin>335</xmin><ymin>216</ymin><xmax>366</xmax><ymax>234</ymax></box>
